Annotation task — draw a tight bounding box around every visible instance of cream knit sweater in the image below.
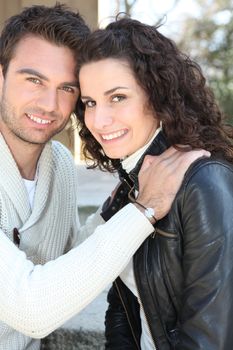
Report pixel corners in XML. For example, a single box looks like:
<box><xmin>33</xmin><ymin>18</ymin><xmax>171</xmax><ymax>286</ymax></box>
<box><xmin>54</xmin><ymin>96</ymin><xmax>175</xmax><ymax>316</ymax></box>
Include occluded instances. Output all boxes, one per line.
<box><xmin>0</xmin><ymin>134</ymin><xmax>153</xmax><ymax>350</ymax></box>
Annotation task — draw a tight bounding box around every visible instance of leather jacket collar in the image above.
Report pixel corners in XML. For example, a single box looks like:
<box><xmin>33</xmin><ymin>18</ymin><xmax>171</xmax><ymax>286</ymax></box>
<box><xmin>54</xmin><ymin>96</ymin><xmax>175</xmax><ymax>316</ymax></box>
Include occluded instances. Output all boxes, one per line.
<box><xmin>118</xmin><ymin>131</ymin><xmax>169</xmax><ymax>191</ymax></box>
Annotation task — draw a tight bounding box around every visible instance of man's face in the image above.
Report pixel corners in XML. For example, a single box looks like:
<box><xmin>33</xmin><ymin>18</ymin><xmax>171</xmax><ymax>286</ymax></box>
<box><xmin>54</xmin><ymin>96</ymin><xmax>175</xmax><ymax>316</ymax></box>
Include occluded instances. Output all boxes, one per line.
<box><xmin>0</xmin><ymin>35</ymin><xmax>79</xmax><ymax>147</ymax></box>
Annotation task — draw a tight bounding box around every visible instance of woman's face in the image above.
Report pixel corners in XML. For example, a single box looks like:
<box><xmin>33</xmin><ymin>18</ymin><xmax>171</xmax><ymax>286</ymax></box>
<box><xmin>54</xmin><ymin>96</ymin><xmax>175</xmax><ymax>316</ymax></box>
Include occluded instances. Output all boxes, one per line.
<box><xmin>79</xmin><ymin>58</ymin><xmax>158</xmax><ymax>159</ymax></box>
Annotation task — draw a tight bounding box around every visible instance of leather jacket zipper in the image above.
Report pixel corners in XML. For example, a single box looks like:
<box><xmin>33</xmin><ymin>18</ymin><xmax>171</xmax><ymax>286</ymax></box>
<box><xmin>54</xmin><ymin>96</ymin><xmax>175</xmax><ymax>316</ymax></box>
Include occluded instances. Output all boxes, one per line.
<box><xmin>114</xmin><ymin>280</ymin><xmax>141</xmax><ymax>350</ymax></box>
<box><xmin>133</xmin><ymin>269</ymin><xmax>158</xmax><ymax>350</ymax></box>
<box><xmin>151</xmin><ymin>227</ymin><xmax>177</xmax><ymax>239</ymax></box>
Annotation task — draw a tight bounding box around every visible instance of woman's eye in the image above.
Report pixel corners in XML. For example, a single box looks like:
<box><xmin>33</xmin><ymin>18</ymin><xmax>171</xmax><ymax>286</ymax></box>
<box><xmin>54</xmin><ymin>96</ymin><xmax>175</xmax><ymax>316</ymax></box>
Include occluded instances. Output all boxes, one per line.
<box><xmin>112</xmin><ymin>95</ymin><xmax>126</xmax><ymax>102</ymax></box>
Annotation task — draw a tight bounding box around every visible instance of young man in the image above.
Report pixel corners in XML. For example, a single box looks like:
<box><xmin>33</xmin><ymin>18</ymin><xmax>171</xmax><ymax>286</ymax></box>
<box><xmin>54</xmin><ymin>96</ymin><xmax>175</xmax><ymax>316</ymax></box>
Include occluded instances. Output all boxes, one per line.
<box><xmin>0</xmin><ymin>4</ymin><xmax>209</xmax><ymax>350</ymax></box>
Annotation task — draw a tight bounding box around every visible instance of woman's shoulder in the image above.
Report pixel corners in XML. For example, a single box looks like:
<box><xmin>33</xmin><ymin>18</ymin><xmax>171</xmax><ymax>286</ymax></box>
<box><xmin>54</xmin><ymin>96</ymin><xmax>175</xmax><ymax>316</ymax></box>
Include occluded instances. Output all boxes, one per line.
<box><xmin>183</xmin><ymin>156</ymin><xmax>233</xmax><ymax>186</ymax></box>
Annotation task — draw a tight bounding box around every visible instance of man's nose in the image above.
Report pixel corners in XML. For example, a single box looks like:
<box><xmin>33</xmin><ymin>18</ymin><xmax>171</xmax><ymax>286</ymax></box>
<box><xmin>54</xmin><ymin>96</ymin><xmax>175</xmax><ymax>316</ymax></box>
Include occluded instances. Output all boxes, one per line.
<box><xmin>36</xmin><ymin>88</ymin><xmax>58</xmax><ymax>113</ymax></box>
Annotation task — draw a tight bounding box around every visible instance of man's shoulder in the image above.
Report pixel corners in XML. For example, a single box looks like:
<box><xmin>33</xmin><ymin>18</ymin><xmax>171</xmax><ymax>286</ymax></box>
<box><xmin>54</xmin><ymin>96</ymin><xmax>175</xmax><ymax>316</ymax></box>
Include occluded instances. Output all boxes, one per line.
<box><xmin>51</xmin><ymin>140</ymin><xmax>73</xmax><ymax>160</ymax></box>
<box><xmin>51</xmin><ymin>140</ymin><xmax>76</xmax><ymax>172</ymax></box>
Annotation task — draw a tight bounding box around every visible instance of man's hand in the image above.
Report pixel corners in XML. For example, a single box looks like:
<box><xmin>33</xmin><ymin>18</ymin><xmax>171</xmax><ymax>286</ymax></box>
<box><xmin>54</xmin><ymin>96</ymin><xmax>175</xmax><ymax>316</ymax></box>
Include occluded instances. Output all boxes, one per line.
<box><xmin>136</xmin><ymin>147</ymin><xmax>210</xmax><ymax>221</ymax></box>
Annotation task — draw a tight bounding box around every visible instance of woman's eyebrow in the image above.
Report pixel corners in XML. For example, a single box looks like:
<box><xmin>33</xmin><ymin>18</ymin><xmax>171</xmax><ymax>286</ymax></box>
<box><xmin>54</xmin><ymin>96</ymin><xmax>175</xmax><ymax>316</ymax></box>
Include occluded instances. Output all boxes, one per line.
<box><xmin>81</xmin><ymin>86</ymin><xmax>129</xmax><ymax>100</ymax></box>
<box><xmin>104</xmin><ymin>86</ymin><xmax>129</xmax><ymax>96</ymax></box>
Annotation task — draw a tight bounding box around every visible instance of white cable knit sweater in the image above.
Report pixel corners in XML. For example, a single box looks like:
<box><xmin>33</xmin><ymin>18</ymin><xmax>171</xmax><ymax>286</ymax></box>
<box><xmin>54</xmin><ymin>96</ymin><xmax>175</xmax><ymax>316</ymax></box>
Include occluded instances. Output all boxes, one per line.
<box><xmin>0</xmin><ymin>134</ymin><xmax>153</xmax><ymax>350</ymax></box>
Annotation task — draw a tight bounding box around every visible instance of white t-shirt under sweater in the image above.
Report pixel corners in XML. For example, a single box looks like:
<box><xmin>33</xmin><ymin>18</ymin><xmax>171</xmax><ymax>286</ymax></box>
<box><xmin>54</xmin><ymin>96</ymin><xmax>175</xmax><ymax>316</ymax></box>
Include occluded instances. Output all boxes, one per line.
<box><xmin>24</xmin><ymin>178</ymin><xmax>36</xmax><ymax>209</ymax></box>
<box><xmin>23</xmin><ymin>168</ymin><xmax>38</xmax><ymax>209</ymax></box>
<box><xmin>120</xmin><ymin>128</ymin><xmax>161</xmax><ymax>350</ymax></box>
<box><xmin>0</xmin><ymin>133</ymin><xmax>154</xmax><ymax>350</ymax></box>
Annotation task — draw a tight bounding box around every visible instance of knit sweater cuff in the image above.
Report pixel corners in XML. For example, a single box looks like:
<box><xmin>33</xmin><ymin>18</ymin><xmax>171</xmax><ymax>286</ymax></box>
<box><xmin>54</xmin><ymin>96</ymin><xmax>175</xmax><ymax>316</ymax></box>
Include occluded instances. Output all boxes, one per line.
<box><xmin>107</xmin><ymin>203</ymin><xmax>154</xmax><ymax>245</ymax></box>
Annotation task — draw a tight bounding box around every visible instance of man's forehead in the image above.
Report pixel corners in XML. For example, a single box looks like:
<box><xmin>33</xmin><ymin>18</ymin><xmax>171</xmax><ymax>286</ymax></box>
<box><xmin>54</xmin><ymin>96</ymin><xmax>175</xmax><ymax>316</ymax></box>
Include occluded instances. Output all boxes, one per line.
<box><xmin>8</xmin><ymin>35</ymin><xmax>78</xmax><ymax>81</ymax></box>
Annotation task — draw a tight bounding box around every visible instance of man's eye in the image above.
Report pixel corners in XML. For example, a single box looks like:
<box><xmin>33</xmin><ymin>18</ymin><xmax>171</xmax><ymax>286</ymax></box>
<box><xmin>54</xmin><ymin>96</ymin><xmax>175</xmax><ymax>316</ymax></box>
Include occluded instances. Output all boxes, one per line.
<box><xmin>82</xmin><ymin>100</ymin><xmax>96</xmax><ymax>108</ymax></box>
<box><xmin>112</xmin><ymin>95</ymin><xmax>126</xmax><ymax>102</ymax></box>
<box><xmin>62</xmin><ymin>86</ymin><xmax>75</xmax><ymax>93</ymax></box>
<box><xmin>27</xmin><ymin>77</ymin><xmax>41</xmax><ymax>85</ymax></box>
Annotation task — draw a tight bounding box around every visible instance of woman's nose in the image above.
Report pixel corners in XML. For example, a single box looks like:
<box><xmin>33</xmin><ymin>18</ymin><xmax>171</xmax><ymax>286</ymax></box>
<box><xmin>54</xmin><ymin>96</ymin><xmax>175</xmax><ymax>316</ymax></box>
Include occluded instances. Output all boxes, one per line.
<box><xmin>93</xmin><ymin>106</ymin><xmax>113</xmax><ymax>129</ymax></box>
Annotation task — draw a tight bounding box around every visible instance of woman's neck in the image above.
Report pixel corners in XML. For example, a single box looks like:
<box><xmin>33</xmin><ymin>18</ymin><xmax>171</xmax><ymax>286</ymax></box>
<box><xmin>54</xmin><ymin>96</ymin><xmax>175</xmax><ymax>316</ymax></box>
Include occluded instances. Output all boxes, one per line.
<box><xmin>121</xmin><ymin>127</ymin><xmax>161</xmax><ymax>173</ymax></box>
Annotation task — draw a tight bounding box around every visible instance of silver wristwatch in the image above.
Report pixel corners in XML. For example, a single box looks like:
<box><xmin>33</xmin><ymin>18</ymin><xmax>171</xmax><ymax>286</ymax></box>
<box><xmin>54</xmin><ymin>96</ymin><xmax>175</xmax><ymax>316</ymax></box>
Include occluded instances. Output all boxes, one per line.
<box><xmin>133</xmin><ymin>201</ymin><xmax>157</xmax><ymax>225</ymax></box>
<box><xmin>144</xmin><ymin>207</ymin><xmax>156</xmax><ymax>225</ymax></box>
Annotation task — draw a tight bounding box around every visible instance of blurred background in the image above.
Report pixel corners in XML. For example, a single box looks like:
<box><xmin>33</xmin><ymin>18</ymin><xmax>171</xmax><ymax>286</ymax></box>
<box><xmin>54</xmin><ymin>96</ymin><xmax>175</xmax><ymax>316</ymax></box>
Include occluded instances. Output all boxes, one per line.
<box><xmin>1</xmin><ymin>1</ymin><xmax>232</xmax><ymax>348</ymax></box>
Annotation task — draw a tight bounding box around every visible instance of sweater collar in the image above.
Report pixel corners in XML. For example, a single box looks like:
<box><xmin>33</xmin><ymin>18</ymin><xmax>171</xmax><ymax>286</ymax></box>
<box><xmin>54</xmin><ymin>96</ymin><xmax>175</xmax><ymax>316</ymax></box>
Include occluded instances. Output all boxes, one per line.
<box><xmin>23</xmin><ymin>140</ymin><xmax>54</xmax><ymax>231</ymax></box>
<box><xmin>0</xmin><ymin>133</ymin><xmax>53</xmax><ymax>228</ymax></box>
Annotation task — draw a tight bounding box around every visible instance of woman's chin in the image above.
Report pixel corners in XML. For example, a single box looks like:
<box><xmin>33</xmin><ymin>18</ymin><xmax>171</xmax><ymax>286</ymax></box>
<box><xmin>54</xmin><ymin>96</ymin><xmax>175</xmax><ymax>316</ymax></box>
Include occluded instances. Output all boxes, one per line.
<box><xmin>104</xmin><ymin>150</ymin><xmax>127</xmax><ymax>159</ymax></box>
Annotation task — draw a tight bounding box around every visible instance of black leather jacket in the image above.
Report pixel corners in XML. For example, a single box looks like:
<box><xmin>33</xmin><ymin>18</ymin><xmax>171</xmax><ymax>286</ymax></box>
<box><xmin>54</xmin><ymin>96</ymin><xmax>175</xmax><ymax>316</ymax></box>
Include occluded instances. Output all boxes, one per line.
<box><xmin>102</xmin><ymin>132</ymin><xmax>233</xmax><ymax>350</ymax></box>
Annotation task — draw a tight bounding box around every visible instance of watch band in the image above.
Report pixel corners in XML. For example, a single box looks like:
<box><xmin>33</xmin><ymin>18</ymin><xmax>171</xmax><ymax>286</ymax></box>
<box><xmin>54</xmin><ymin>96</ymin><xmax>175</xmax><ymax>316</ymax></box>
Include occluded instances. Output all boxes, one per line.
<box><xmin>133</xmin><ymin>200</ymin><xmax>157</xmax><ymax>225</ymax></box>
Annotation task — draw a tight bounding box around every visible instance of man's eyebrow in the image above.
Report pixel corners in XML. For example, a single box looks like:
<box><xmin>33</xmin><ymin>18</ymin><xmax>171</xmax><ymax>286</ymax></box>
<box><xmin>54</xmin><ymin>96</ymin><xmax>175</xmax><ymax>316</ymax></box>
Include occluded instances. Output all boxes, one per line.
<box><xmin>16</xmin><ymin>68</ymin><xmax>79</xmax><ymax>87</ymax></box>
<box><xmin>81</xmin><ymin>86</ymin><xmax>128</xmax><ymax>100</ymax></box>
<box><xmin>62</xmin><ymin>81</ymin><xmax>79</xmax><ymax>88</ymax></box>
<box><xmin>16</xmin><ymin>68</ymin><xmax>49</xmax><ymax>81</ymax></box>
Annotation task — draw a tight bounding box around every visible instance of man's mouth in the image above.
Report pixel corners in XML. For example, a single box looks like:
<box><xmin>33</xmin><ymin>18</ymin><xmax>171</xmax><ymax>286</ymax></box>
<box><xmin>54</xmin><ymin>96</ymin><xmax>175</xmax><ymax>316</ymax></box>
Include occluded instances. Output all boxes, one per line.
<box><xmin>26</xmin><ymin>113</ymin><xmax>52</xmax><ymax>125</ymax></box>
<box><xmin>101</xmin><ymin>129</ymin><xmax>128</xmax><ymax>141</ymax></box>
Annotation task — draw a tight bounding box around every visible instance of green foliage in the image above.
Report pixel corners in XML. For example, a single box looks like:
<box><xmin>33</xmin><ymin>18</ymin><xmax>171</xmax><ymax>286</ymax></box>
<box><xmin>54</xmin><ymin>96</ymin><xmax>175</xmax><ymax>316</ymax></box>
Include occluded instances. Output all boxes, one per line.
<box><xmin>178</xmin><ymin>0</ymin><xmax>233</xmax><ymax>122</ymax></box>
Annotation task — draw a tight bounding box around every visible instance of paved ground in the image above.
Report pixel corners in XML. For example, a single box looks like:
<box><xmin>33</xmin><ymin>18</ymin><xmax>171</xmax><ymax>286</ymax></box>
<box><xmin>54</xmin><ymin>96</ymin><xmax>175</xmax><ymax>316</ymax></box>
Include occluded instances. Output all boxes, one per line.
<box><xmin>62</xmin><ymin>164</ymin><xmax>118</xmax><ymax>332</ymax></box>
<box><xmin>76</xmin><ymin>164</ymin><xmax>118</xmax><ymax>207</ymax></box>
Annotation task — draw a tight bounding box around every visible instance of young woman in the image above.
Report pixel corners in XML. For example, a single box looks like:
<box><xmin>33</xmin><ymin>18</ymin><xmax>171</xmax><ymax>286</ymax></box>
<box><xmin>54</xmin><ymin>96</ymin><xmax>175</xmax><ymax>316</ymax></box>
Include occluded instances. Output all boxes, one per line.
<box><xmin>76</xmin><ymin>17</ymin><xmax>233</xmax><ymax>350</ymax></box>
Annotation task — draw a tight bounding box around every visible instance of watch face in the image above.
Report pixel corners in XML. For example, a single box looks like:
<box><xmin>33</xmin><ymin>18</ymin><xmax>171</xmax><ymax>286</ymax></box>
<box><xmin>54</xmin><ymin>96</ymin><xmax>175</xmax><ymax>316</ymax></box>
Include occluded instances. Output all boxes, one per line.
<box><xmin>145</xmin><ymin>207</ymin><xmax>155</xmax><ymax>218</ymax></box>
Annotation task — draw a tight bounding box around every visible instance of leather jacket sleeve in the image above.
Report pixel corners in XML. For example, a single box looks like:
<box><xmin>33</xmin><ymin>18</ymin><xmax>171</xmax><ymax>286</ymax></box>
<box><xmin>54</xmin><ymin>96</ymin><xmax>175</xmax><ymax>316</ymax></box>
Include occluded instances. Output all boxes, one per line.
<box><xmin>105</xmin><ymin>281</ymin><xmax>141</xmax><ymax>349</ymax></box>
<box><xmin>176</xmin><ymin>160</ymin><xmax>233</xmax><ymax>349</ymax></box>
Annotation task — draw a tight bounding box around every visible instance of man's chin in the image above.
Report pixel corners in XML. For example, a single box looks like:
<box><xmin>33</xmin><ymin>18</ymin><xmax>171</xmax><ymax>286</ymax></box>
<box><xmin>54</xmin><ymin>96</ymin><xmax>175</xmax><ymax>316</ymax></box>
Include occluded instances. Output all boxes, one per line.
<box><xmin>13</xmin><ymin>126</ymin><xmax>67</xmax><ymax>146</ymax></box>
<box><xmin>16</xmin><ymin>133</ymin><xmax>53</xmax><ymax>146</ymax></box>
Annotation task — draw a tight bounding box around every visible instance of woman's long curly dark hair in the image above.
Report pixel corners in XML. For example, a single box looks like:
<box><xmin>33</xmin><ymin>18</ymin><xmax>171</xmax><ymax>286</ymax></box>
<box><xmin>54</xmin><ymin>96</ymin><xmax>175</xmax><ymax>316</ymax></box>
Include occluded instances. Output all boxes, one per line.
<box><xmin>76</xmin><ymin>17</ymin><xmax>233</xmax><ymax>172</ymax></box>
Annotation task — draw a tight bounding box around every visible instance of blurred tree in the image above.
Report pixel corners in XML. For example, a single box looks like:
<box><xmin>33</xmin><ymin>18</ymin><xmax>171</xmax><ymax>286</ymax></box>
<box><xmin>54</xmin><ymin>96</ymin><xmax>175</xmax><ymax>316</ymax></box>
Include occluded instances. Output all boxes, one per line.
<box><xmin>112</xmin><ymin>0</ymin><xmax>233</xmax><ymax>122</ymax></box>
<box><xmin>115</xmin><ymin>0</ymin><xmax>180</xmax><ymax>24</ymax></box>
<box><xmin>115</xmin><ymin>0</ymin><xmax>137</xmax><ymax>14</ymax></box>
<box><xmin>178</xmin><ymin>0</ymin><xmax>233</xmax><ymax>122</ymax></box>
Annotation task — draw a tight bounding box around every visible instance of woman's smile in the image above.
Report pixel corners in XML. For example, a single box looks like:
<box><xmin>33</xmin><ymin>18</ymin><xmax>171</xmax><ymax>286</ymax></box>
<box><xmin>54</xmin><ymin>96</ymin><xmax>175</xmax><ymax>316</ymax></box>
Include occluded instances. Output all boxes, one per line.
<box><xmin>100</xmin><ymin>129</ymin><xmax>128</xmax><ymax>142</ymax></box>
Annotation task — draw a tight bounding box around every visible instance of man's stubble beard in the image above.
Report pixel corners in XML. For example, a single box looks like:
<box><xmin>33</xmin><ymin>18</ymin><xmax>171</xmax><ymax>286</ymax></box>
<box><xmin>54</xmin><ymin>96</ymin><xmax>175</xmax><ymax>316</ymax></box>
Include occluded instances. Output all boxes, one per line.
<box><xmin>0</xmin><ymin>94</ymin><xmax>68</xmax><ymax>146</ymax></box>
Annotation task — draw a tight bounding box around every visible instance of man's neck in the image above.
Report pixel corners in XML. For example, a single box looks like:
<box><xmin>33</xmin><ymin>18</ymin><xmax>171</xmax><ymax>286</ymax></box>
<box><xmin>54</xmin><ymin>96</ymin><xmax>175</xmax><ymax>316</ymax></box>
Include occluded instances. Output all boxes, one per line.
<box><xmin>0</xmin><ymin>127</ymin><xmax>44</xmax><ymax>180</ymax></box>
<box><xmin>15</xmin><ymin>148</ymin><xmax>42</xmax><ymax>180</ymax></box>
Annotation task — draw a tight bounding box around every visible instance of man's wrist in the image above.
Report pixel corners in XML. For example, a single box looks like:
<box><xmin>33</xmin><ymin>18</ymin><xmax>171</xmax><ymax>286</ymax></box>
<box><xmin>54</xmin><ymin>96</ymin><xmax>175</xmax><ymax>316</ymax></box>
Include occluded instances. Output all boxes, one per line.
<box><xmin>133</xmin><ymin>201</ymin><xmax>157</xmax><ymax>225</ymax></box>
